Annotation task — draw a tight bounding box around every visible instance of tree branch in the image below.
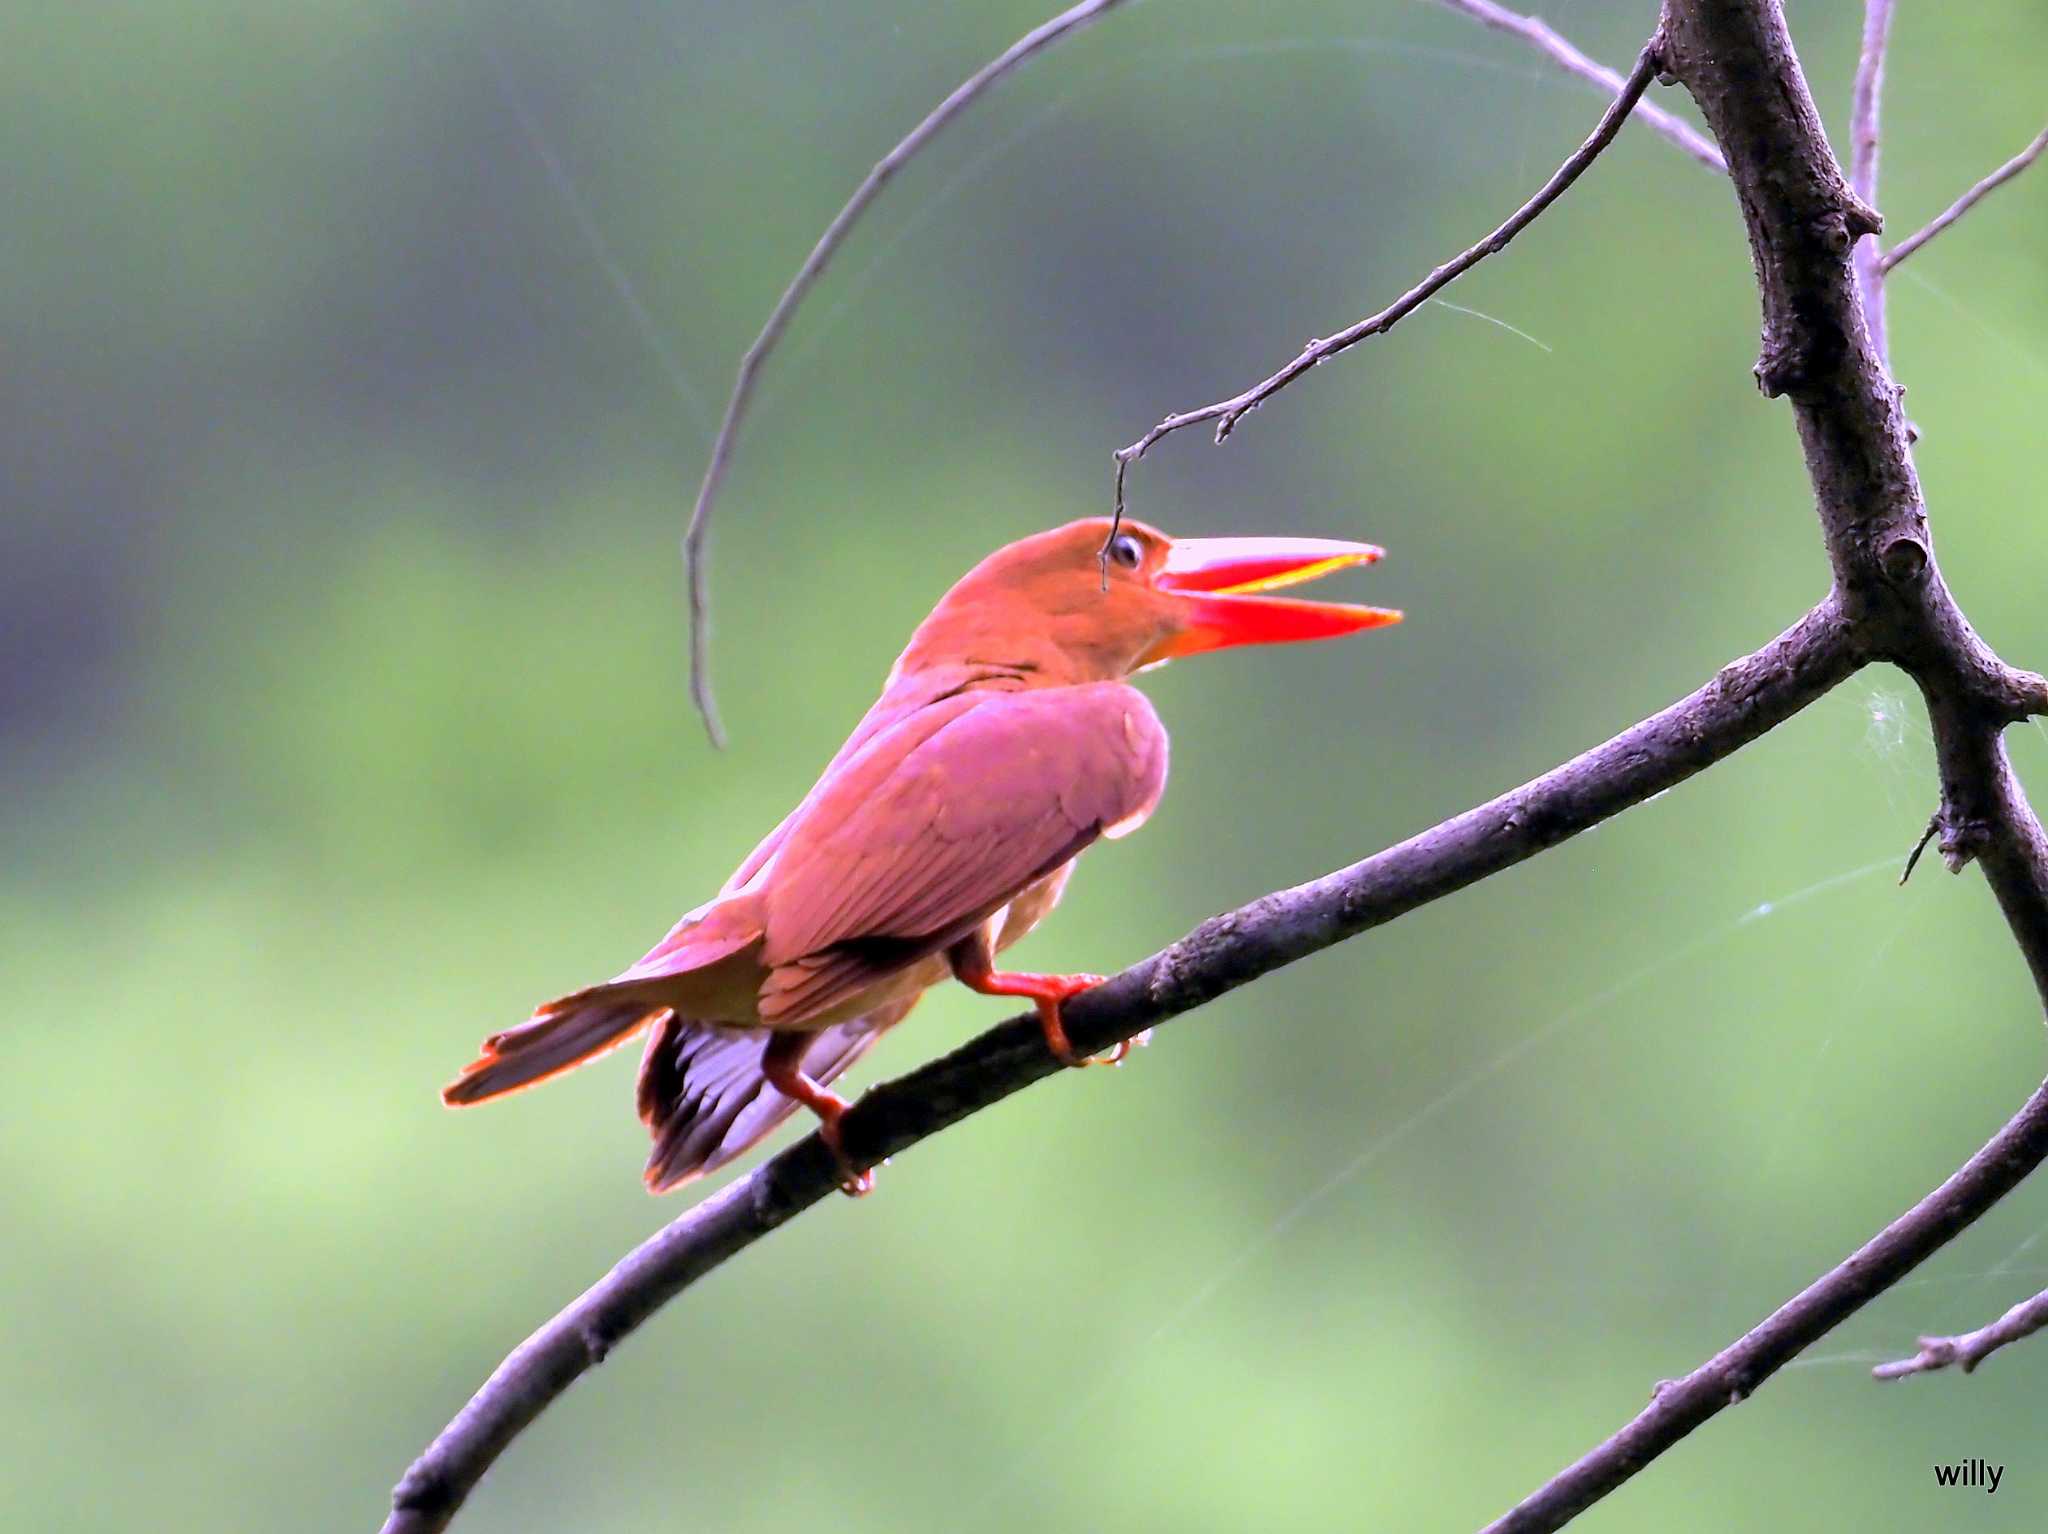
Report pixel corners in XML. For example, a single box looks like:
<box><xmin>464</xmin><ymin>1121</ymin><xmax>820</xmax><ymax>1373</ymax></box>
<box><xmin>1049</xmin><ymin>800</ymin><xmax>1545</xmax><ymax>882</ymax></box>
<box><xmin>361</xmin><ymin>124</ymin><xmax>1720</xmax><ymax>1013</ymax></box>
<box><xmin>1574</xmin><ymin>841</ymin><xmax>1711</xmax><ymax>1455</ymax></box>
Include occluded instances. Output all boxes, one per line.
<box><xmin>1483</xmin><ymin>0</ymin><xmax>2048</xmax><ymax>1523</ymax></box>
<box><xmin>383</xmin><ymin>602</ymin><xmax>1858</xmax><ymax>1534</ymax></box>
<box><xmin>1480</xmin><ymin>1073</ymin><xmax>2048</xmax><ymax>1532</ymax></box>
<box><xmin>1848</xmin><ymin>0</ymin><xmax>1896</xmax><ymax>361</ymax></box>
<box><xmin>1874</xmin><ymin>1283</ymin><xmax>2048</xmax><ymax>1380</ymax></box>
<box><xmin>1110</xmin><ymin>38</ymin><xmax>1666</xmax><ymax>531</ymax></box>
<box><xmin>1881</xmin><ymin>124</ymin><xmax>2048</xmax><ymax>274</ymax></box>
<box><xmin>1429</xmin><ymin>0</ymin><xmax>1726</xmax><ymax>173</ymax></box>
<box><xmin>679</xmin><ymin>0</ymin><xmax>1136</xmax><ymax>745</ymax></box>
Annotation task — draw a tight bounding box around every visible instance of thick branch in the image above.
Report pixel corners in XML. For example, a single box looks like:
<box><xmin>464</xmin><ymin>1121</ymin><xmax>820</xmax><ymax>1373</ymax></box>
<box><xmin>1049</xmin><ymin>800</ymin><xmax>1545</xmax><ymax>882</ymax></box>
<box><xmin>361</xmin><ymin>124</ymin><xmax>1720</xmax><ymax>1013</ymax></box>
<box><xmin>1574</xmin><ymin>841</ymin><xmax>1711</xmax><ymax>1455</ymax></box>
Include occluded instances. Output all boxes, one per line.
<box><xmin>1921</xmin><ymin>692</ymin><xmax>2048</xmax><ymax>1002</ymax></box>
<box><xmin>1429</xmin><ymin>0</ymin><xmax>1726</xmax><ymax>172</ymax></box>
<box><xmin>383</xmin><ymin>603</ymin><xmax>1857</xmax><ymax>1534</ymax></box>
<box><xmin>1649</xmin><ymin>1</ymin><xmax>2048</xmax><ymax>998</ymax></box>
<box><xmin>1481</xmin><ymin>1073</ymin><xmax>2048</xmax><ymax>1531</ymax></box>
<box><xmin>1881</xmin><ymin>124</ymin><xmax>2048</xmax><ymax>274</ymax></box>
<box><xmin>1111</xmin><ymin>40</ymin><xmax>1665</xmax><ymax>528</ymax></box>
<box><xmin>679</xmin><ymin>0</ymin><xmax>1135</xmax><ymax>745</ymax></box>
<box><xmin>1874</xmin><ymin>1283</ymin><xmax>2048</xmax><ymax>1380</ymax></box>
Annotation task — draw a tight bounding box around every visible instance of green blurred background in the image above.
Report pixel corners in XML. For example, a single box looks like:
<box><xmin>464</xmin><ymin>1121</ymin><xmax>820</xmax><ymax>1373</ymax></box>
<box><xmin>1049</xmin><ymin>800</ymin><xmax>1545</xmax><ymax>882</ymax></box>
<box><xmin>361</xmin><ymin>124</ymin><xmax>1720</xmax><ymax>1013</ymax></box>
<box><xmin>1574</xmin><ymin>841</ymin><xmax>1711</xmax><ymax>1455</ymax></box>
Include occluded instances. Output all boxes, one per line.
<box><xmin>7</xmin><ymin>2</ymin><xmax>2047</xmax><ymax>1529</ymax></box>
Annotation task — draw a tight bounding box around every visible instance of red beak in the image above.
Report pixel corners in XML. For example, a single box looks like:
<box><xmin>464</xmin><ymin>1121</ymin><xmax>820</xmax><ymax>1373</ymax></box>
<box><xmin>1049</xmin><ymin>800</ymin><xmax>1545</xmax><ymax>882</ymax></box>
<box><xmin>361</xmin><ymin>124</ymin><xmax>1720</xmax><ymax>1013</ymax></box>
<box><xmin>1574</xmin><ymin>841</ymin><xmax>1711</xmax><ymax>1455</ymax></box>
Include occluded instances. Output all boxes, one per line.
<box><xmin>1145</xmin><ymin>535</ymin><xmax>1402</xmax><ymax>662</ymax></box>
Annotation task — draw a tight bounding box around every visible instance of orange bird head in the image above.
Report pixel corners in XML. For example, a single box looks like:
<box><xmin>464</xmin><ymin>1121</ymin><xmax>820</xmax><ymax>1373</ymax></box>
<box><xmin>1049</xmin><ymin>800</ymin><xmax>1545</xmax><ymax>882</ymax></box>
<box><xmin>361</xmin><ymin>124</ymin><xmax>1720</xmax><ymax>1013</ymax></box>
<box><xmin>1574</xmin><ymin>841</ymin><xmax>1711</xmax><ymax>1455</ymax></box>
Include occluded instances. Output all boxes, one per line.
<box><xmin>891</xmin><ymin>517</ymin><xmax>1402</xmax><ymax>685</ymax></box>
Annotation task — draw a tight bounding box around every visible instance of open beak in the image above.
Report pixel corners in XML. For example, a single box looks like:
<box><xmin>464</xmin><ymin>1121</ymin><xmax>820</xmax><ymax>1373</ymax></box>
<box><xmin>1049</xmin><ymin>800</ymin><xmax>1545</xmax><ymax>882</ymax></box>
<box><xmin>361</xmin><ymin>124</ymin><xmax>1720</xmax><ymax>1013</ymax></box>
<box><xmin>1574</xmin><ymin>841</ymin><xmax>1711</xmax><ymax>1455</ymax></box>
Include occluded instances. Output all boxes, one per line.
<box><xmin>1144</xmin><ymin>535</ymin><xmax>1402</xmax><ymax>662</ymax></box>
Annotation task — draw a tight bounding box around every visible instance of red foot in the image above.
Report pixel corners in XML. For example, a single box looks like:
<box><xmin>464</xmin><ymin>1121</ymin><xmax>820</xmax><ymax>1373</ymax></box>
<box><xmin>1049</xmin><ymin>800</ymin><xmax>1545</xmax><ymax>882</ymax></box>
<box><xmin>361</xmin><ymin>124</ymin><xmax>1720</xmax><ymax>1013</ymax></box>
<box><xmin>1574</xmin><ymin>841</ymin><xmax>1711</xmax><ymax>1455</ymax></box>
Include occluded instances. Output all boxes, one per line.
<box><xmin>763</xmin><ymin>1034</ymin><xmax>873</xmax><ymax>1197</ymax></box>
<box><xmin>958</xmin><ymin>969</ymin><xmax>1124</xmax><ymax>1068</ymax></box>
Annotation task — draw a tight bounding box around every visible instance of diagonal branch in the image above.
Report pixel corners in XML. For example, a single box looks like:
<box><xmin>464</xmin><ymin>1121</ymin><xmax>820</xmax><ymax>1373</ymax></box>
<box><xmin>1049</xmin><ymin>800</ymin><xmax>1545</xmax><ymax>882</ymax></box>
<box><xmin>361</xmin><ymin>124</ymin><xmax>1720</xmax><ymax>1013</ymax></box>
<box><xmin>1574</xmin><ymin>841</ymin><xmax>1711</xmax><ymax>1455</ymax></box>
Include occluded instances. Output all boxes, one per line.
<box><xmin>1881</xmin><ymin>124</ymin><xmax>2048</xmax><ymax>274</ymax></box>
<box><xmin>1481</xmin><ymin>1072</ymin><xmax>2048</xmax><ymax>1532</ymax></box>
<box><xmin>1110</xmin><ymin>40</ymin><xmax>1665</xmax><ymax>534</ymax></box>
<box><xmin>678</xmin><ymin>0</ymin><xmax>1136</xmax><ymax>746</ymax></box>
<box><xmin>1874</xmin><ymin>1282</ymin><xmax>2048</xmax><ymax>1380</ymax></box>
<box><xmin>382</xmin><ymin>601</ymin><xmax>1859</xmax><ymax>1534</ymax></box>
<box><xmin>1428</xmin><ymin>0</ymin><xmax>1726</xmax><ymax>172</ymax></box>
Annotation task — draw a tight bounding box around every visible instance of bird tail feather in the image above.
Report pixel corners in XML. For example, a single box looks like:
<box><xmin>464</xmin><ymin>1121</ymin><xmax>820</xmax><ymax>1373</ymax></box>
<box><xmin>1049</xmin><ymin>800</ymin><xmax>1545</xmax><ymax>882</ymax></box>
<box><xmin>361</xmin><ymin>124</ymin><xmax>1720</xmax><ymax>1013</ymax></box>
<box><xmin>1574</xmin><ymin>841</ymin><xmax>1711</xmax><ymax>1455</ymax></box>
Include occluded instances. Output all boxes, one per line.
<box><xmin>638</xmin><ymin>995</ymin><xmax>920</xmax><ymax>1193</ymax></box>
<box><xmin>441</xmin><ymin>896</ymin><xmax>764</xmax><ymax>1107</ymax></box>
<box><xmin>441</xmin><ymin>990</ymin><xmax>666</xmax><ymax>1106</ymax></box>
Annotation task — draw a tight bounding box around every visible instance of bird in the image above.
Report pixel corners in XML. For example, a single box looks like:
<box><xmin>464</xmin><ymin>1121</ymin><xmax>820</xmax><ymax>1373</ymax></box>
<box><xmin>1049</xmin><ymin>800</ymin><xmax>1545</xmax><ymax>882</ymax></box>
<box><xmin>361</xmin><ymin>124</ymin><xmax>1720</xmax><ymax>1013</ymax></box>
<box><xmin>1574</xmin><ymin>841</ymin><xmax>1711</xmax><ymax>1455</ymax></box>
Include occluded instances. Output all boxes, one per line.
<box><xmin>442</xmin><ymin>517</ymin><xmax>1399</xmax><ymax>1194</ymax></box>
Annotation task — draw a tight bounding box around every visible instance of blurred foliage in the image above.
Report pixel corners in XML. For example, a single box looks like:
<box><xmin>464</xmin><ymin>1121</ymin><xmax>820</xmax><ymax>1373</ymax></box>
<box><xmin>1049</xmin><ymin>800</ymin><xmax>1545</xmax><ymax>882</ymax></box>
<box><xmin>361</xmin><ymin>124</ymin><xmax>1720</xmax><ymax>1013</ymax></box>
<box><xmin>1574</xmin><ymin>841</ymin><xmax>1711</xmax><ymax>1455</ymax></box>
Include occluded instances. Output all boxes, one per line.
<box><xmin>6</xmin><ymin>2</ymin><xmax>2048</xmax><ymax>1530</ymax></box>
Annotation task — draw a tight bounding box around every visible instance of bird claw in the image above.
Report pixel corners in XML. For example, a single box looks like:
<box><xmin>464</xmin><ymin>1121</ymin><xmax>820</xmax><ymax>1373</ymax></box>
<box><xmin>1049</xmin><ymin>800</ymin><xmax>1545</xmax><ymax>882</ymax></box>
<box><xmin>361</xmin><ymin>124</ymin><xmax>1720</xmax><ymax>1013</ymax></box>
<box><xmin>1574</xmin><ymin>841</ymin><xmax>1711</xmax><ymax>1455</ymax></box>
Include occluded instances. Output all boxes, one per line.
<box><xmin>1052</xmin><ymin>1032</ymin><xmax>1131</xmax><ymax>1069</ymax></box>
<box><xmin>1039</xmin><ymin>975</ymin><xmax>1128</xmax><ymax>1067</ymax></box>
<box><xmin>818</xmin><ymin>1114</ymin><xmax>874</xmax><ymax>1198</ymax></box>
<box><xmin>836</xmin><ymin>1167</ymin><xmax>876</xmax><ymax>1198</ymax></box>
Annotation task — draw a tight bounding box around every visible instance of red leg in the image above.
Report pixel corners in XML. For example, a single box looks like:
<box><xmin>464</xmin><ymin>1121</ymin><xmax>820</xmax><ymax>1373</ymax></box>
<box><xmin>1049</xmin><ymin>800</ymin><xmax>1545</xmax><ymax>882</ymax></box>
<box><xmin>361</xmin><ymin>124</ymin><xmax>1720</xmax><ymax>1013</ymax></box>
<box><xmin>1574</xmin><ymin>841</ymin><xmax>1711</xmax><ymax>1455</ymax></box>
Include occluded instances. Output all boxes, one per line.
<box><xmin>950</xmin><ymin>950</ymin><xmax>1124</xmax><ymax>1068</ymax></box>
<box><xmin>762</xmin><ymin>1031</ymin><xmax>873</xmax><ymax>1196</ymax></box>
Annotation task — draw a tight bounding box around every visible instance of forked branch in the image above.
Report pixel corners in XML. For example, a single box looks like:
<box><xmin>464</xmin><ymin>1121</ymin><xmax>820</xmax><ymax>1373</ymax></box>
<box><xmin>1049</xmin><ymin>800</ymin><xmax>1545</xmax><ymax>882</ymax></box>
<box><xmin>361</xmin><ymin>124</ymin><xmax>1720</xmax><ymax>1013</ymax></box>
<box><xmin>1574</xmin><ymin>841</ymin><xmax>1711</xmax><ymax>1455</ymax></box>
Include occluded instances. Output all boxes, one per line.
<box><xmin>1484</xmin><ymin>0</ymin><xmax>2048</xmax><ymax>1521</ymax></box>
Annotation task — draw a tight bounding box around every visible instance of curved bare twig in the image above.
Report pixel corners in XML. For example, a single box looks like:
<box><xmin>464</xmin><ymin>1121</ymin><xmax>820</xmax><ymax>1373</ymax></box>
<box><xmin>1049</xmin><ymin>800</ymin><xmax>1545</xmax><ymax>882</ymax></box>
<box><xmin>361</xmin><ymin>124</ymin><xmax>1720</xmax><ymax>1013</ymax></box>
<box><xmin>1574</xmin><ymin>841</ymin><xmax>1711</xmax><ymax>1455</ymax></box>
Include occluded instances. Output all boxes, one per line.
<box><xmin>1110</xmin><ymin>40</ymin><xmax>1664</xmax><ymax>536</ymax></box>
<box><xmin>680</xmin><ymin>0</ymin><xmax>1137</xmax><ymax>745</ymax></box>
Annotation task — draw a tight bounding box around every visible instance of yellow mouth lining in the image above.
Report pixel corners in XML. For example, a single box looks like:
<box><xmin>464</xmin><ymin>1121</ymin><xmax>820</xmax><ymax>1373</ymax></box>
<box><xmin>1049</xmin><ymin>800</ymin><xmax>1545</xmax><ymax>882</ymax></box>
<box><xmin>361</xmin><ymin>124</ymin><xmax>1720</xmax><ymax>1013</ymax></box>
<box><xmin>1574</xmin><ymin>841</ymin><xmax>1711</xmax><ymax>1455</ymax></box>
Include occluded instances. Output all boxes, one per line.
<box><xmin>1211</xmin><ymin>553</ymin><xmax>1372</xmax><ymax>596</ymax></box>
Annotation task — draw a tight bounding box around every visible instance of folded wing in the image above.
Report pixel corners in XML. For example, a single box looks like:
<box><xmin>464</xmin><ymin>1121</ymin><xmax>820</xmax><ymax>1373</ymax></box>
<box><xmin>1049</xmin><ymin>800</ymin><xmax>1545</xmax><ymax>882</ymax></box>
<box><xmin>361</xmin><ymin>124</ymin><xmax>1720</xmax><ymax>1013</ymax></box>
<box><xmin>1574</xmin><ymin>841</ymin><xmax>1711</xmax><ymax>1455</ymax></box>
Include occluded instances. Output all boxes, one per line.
<box><xmin>757</xmin><ymin>682</ymin><xmax>1168</xmax><ymax>1024</ymax></box>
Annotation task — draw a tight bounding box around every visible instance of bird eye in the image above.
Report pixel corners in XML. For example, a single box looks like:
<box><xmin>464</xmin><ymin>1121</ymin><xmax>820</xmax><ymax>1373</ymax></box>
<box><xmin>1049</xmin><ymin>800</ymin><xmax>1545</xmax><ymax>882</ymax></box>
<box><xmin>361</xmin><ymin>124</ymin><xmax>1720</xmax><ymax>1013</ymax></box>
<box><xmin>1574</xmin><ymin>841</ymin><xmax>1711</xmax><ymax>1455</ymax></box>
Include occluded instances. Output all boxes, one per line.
<box><xmin>1108</xmin><ymin>533</ymin><xmax>1144</xmax><ymax>570</ymax></box>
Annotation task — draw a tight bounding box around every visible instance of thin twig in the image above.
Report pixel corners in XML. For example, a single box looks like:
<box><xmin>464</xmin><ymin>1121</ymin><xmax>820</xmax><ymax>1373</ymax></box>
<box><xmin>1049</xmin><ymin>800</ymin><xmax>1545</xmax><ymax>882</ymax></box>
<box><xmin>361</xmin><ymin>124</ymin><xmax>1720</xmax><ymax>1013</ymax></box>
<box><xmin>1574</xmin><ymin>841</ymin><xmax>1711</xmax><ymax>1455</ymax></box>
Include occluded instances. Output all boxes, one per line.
<box><xmin>1882</xmin><ymin>125</ymin><xmax>2048</xmax><ymax>274</ymax></box>
<box><xmin>1849</xmin><ymin>0</ymin><xmax>1896</xmax><ymax>361</ymax></box>
<box><xmin>1848</xmin><ymin>0</ymin><xmax>1893</xmax><ymax>208</ymax></box>
<box><xmin>1110</xmin><ymin>40</ymin><xmax>1663</xmax><ymax>534</ymax></box>
<box><xmin>382</xmin><ymin>603</ymin><xmax>1859</xmax><ymax>1534</ymax></box>
<box><xmin>1874</xmin><ymin>1283</ymin><xmax>2048</xmax><ymax>1379</ymax></box>
<box><xmin>1428</xmin><ymin>0</ymin><xmax>1725</xmax><ymax>172</ymax></box>
<box><xmin>1480</xmin><ymin>1074</ymin><xmax>2048</xmax><ymax>1531</ymax></box>
<box><xmin>1900</xmin><ymin>814</ymin><xmax>1939</xmax><ymax>885</ymax></box>
<box><xmin>679</xmin><ymin>0</ymin><xmax>1136</xmax><ymax>745</ymax></box>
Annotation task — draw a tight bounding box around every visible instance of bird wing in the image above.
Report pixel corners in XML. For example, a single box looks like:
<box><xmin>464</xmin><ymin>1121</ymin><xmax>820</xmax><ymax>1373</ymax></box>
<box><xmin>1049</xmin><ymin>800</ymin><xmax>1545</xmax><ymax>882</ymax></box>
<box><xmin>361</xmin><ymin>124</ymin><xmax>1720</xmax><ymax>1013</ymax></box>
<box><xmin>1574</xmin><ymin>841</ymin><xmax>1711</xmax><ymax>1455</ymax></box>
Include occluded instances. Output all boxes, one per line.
<box><xmin>721</xmin><ymin>664</ymin><xmax>992</xmax><ymax>895</ymax></box>
<box><xmin>757</xmin><ymin>682</ymin><xmax>1168</xmax><ymax>1025</ymax></box>
<box><xmin>592</xmin><ymin>673</ymin><xmax>1021</xmax><ymax>1002</ymax></box>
